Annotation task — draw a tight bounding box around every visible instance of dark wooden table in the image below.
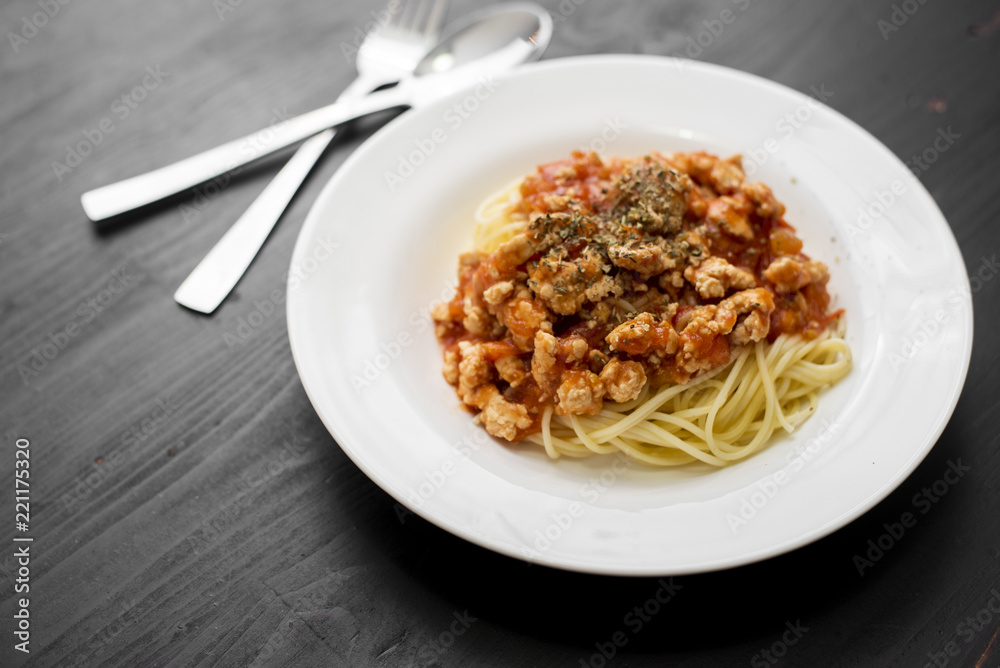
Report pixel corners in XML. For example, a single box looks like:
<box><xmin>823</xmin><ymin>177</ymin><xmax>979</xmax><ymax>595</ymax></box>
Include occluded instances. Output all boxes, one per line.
<box><xmin>2</xmin><ymin>0</ymin><xmax>999</xmax><ymax>666</ymax></box>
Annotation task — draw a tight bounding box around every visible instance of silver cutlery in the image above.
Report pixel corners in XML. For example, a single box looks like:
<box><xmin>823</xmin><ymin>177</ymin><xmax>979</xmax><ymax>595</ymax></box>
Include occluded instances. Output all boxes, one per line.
<box><xmin>80</xmin><ymin>3</ymin><xmax>551</xmax><ymax>222</ymax></box>
<box><xmin>173</xmin><ymin>0</ymin><xmax>450</xmax><ymax>314</ymax></box>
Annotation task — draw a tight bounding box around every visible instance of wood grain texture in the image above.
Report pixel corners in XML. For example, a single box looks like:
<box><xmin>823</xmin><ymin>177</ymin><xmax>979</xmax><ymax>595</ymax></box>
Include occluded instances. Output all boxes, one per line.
<box><xmin>1</xmin><ymin>0</ymin><xmax>998</xmax><ymax>666</ymax></box>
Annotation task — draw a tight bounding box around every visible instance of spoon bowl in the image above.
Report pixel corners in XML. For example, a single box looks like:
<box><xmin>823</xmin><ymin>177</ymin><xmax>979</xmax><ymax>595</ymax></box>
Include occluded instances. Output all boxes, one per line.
<box><xmin>415</xmin><ymin>3</ymin><xmax>552</xmax><ymax>77</ymax></box>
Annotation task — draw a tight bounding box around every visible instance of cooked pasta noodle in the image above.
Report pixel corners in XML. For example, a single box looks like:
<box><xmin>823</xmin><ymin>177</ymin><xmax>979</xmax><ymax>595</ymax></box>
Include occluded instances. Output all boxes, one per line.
<box><xmin>433</xmin><ymin>151</ymin><xmax>851</xmax><ymax>466</ymax></box>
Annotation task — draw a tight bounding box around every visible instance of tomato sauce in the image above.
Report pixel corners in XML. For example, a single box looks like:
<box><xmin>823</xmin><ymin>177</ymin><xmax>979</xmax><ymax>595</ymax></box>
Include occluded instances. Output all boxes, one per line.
<box><xmin>433</xmin><ymin>151</ymin><xmax>843</xmax><ymax>440</ymax></box>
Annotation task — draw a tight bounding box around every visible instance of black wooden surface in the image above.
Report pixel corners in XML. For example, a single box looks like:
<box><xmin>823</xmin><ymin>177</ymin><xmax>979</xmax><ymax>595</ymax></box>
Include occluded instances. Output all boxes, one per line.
<box><xmin>2</xmin><ymin>0</ymin><xmax>999</xmax><ymax>666</ymax></box>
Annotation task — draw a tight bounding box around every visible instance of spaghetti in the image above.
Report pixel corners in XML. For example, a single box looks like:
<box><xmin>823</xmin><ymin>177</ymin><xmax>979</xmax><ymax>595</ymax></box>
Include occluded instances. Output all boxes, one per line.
<box><xmin>432</xmin><ymin>151</ymin><xmax>851</xmax><ymax>467</ymax></box>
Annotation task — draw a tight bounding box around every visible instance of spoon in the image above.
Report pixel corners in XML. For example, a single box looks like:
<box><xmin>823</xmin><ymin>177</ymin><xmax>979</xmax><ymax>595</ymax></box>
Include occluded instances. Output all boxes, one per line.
<box><xmin>80</xmin><ymin>3</ymin><xmax>553</xmax><ymax>223</ymax></box>
<box><xmin>173</xmin><ymin>4</ymin><xmax>552</xmax><ymax>314</ymax></box>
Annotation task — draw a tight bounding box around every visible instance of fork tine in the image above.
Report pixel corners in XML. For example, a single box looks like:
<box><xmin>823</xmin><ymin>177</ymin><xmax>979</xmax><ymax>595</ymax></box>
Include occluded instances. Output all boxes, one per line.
<box><xmin>365</xmin><ymin>0</ymin><xmax>447</xmax><ymax>46</ymax></box>
<box><xmin>409</xmin><ymin>0</ymin><xmax>429</xmax><ymax>34</ymax></box>
<box><xmin>403</xmin><ymin>0</ymin><xmax>424</xmax><ymax>33</ymax></box>
<box><xmin>420</xmin><ymin>0</ymin><xmax>448</xmax><ymax>38</ymax></box>
<box><xmin>385</xmin><ymin>0</ymin><xmax>413</xmax><ymax>34</ymax></box>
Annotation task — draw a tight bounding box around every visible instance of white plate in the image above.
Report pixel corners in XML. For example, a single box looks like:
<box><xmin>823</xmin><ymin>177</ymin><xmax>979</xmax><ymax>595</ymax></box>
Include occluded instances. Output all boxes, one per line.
<box><xmin>286</xmin><ymin>55</ymin><xmax>973</xmax><ymax>576</ymax></box>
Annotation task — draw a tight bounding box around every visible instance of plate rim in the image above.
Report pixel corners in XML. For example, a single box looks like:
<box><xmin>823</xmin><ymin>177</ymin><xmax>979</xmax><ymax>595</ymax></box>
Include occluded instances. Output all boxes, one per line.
<box><xmin>286</xmin><ymin>54</ymin><xmax>974</xmax><ymax>576</ymax></box>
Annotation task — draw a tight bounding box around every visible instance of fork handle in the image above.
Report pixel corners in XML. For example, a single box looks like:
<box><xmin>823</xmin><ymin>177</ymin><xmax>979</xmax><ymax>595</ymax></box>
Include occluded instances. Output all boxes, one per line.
<box><xmin>80</xmin><ymin>84</ymin><xmax>412</xmax><ymax>222</ymax></box>
<box><xmin>173</xmin><ymin>129</ymin><xmax>336</xmax><ymax>313</ymax></box>
<box><xmin>172</xmin><ymin>73</ymin><xmax>390</xmax><ymax>313</ymax></box>
<box><xmin>339</xmin><ymin>71</ymin><xmax>388</xmax><ymax>100</ymax></box>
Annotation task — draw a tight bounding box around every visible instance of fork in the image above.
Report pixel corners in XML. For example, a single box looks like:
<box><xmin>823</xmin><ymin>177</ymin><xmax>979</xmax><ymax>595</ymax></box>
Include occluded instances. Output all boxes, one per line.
<box><xmin>173</xmin><ymin>0</ymin><xmax>448</xmax><ymax>314</ymax></box>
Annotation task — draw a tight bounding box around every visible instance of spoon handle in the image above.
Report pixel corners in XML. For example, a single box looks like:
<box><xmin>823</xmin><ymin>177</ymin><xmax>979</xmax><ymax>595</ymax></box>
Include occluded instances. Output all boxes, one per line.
<box><xmin>80</xmin><ymin>85</ymin><xmax>413</xmax><ymax>222</ymax></box>
<box><xmin>172</xmin><ymin>73</ymin><xmax>386</xmax><ymax>314</ymax></box>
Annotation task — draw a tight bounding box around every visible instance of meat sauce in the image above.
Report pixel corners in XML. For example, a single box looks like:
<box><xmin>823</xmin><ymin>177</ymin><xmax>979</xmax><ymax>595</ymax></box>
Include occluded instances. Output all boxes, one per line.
<box><xmin>432</xmin><ymin>151</ymin><xmax>842</xmax><ymax>441</ymax></box>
